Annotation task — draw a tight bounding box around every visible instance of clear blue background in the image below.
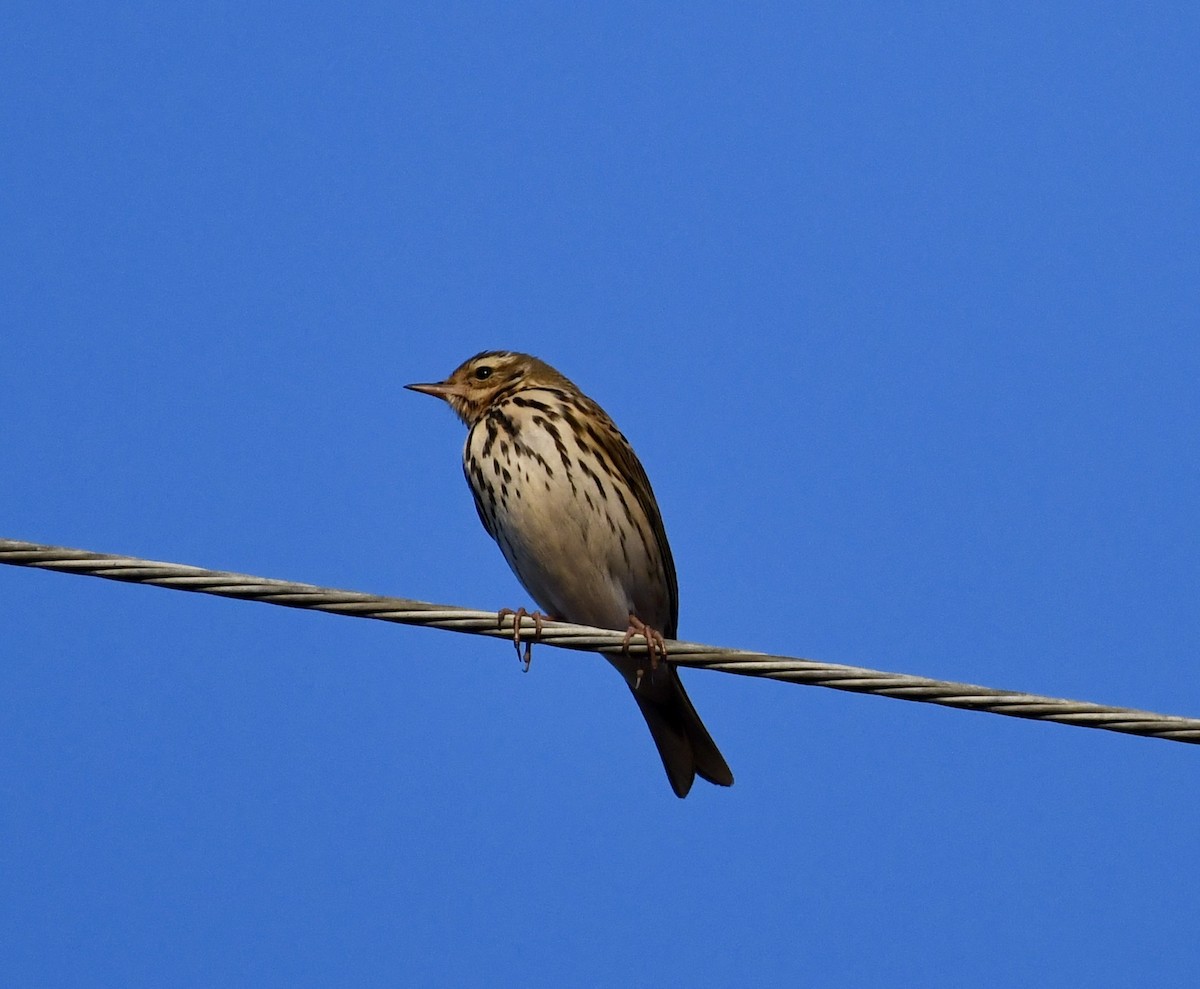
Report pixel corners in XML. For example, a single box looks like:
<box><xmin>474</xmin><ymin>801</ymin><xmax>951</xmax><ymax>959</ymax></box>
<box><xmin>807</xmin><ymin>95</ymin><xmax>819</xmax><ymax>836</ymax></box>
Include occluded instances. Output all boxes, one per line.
<box><xmin>3</xmin><ymin>3</ymin><xmax>1197</xmax><ymax>986</ymax></box>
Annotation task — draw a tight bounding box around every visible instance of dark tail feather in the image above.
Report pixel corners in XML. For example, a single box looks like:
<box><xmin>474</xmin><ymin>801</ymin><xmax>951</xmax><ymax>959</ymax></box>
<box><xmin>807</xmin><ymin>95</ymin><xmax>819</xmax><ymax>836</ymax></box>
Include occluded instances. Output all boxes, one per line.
<box><xmin>628</xmin><ymin>665</ymin><xmax>734</xmax><ymax>798</ymax></box>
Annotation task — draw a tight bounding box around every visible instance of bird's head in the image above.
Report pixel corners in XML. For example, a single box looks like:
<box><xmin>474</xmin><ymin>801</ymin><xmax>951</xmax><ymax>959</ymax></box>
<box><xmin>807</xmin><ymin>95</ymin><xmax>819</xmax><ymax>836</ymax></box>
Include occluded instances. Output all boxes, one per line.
<box><xmin>406</xmin><ymin>351</ymin><xmax>569</xmax><ymax>425</ymax></box>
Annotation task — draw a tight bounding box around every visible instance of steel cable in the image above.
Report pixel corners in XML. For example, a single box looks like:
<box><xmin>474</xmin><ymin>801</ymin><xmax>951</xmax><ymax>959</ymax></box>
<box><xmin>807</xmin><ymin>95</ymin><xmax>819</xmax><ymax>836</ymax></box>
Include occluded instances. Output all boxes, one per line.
<box><xmin>3</xmin><ymin>537</ymin><xmax>1197</xmax><ymax>744</ymax></box>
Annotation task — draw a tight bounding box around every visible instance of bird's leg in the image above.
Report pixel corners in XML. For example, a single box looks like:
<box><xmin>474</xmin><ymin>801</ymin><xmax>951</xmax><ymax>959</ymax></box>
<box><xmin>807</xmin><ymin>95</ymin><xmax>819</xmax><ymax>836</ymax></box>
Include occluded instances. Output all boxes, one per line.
<box><xmin>497</xmin><ymin>607</ymin><xmax>549</xmax><ymax>672</ymax></box>
<box><xmin>623</xmin><ymin>614</ymin><xmax>668</xmax><ymax>689</ymax></box>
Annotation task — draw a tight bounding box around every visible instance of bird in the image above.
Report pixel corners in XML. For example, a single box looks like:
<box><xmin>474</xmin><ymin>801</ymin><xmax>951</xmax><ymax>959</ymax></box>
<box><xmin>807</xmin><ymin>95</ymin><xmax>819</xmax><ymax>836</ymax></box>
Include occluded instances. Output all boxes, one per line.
<box><xmin>406</xmin><ymin>351</ymin><xmax>733</xmax><ymax>797</ymax></box>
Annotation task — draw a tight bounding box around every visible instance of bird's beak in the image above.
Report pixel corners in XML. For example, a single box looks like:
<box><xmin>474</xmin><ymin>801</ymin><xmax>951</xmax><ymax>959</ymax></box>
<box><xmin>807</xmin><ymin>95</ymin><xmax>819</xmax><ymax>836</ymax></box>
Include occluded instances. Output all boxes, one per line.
<box><xmin>405</xmin><ymin>380</ymin><xmax>462</xmax><ymax>401</ymax></box>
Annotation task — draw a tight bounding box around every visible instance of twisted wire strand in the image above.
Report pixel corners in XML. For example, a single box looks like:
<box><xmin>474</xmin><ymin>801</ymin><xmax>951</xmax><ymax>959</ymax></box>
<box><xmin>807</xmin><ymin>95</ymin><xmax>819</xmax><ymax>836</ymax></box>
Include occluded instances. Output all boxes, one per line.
<box><xmin>3</xmin><ymin>537</ymin><xmax>1198</xmax><ymax>744</ymax></box>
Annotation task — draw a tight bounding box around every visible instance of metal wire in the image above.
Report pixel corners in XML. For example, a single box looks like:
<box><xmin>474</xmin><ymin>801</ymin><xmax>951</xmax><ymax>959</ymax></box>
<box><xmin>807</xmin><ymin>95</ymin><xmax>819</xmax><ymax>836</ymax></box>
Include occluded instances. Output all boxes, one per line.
<box><xmin>3</xmin><ymin>537</ymin><xmax>1198</xmax><ymax>744</ymax></box>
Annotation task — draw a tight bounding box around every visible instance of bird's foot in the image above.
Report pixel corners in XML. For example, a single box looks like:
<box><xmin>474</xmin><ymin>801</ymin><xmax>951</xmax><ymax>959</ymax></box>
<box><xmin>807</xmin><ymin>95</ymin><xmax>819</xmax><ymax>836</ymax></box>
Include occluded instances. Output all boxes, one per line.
<box><xmin>623</xmin><ymin>614</ymin><xmax>668</xmax><ymax>689</ymax></box>
<box><xmin>497</xmin><ymin>607</ymin><xmax>549</xmax><ymax>672</ymax></box>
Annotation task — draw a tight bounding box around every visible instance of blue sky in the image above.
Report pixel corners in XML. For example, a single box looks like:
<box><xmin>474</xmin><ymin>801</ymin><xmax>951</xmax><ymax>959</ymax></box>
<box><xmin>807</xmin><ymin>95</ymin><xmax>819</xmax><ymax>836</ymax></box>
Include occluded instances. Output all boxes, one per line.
<box><xmin>3</xmin><ymin>3</ymin><xmax>1198</xmax><ymax>986</ymax></box>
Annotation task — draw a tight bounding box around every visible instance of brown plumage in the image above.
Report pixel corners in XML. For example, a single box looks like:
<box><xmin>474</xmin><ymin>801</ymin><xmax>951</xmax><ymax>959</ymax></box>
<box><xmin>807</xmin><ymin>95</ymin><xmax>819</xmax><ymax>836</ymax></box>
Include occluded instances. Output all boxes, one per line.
<box><xmin>407</xmin><ymin>351</ymin><xmax>733</xmax><ymax>797</ymax></box>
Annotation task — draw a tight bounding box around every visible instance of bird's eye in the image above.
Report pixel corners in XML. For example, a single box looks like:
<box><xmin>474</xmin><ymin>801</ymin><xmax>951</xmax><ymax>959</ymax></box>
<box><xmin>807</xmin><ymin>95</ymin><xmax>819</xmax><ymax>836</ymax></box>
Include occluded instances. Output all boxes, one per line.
<box><xmin>474</xmin><ymin>366</ymin><xmax>493</xmax><ymax>380</ymax></box>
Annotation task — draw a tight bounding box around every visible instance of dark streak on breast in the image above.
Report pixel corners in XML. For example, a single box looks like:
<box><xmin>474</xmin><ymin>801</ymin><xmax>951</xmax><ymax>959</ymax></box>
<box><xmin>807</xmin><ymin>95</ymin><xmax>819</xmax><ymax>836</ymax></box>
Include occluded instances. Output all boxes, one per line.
<box><xmin>576</xmin><ymin>455</ymin><xmax>608</xmax><ymax>501</ymax></box>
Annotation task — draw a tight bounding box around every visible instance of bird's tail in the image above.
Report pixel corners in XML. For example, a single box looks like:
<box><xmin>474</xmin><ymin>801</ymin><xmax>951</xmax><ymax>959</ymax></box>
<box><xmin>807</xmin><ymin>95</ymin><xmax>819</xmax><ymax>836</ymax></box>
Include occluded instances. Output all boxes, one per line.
<box><xmin>621</xmin><ymin>662</ymin><xmax>734</xmax><ymax>798</ymax></box>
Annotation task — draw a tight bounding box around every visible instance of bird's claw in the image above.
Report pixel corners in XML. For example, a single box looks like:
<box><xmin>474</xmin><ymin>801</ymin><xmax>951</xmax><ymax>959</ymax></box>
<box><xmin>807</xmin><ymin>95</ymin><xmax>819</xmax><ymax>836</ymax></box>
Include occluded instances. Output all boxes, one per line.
<box><xmin>623</xmin><ymin>614</ymin><xmax>668</xmax><ymax>689</ymax></box>
<box><xmin>497</xmin><ymin>607</ymin><xmax>547</xmax><ymax>672</ymax></box>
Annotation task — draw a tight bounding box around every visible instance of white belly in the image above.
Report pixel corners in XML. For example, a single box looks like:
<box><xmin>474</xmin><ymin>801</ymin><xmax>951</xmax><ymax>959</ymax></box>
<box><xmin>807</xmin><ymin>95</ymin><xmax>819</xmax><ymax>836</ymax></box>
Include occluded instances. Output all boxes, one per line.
<box><xmin>463</xmin><ymin>403</ymin><xmax>670</xmax><ymax>632</ymax></box>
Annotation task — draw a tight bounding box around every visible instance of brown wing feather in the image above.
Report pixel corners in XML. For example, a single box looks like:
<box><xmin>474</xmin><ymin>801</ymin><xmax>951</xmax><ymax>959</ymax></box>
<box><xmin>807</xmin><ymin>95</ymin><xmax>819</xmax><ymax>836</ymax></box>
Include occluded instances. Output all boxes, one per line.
<box><xmin>582</xmin><ymin>397</ymin><xmax>679</xmax><ymax>639</ymax></box>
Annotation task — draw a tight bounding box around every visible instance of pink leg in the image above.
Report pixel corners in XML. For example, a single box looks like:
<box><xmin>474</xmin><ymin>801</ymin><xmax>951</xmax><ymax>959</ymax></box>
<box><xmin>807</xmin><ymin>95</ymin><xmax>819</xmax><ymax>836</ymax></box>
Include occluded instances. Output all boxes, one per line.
<box><xmin>622</xmin><ymin>614</ymin><xmax>668</xmax><ymax>688</ymax></box>
<box><xmin>497</xmin><ymin>607</ymin><xmax>551</xmax><ymax>672</ymax></box>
